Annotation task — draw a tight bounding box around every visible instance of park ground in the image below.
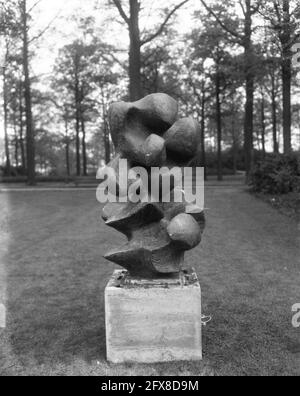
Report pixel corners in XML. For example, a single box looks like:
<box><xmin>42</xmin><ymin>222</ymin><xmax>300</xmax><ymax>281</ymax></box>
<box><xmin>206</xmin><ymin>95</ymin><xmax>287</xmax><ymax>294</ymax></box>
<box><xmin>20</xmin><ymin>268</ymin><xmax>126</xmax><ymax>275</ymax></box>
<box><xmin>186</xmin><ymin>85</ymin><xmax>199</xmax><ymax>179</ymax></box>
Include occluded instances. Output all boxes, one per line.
<box><xmin>0</xmin><ymin>178</ymin><xmax>299</xmax><ymax>376</ymax></box>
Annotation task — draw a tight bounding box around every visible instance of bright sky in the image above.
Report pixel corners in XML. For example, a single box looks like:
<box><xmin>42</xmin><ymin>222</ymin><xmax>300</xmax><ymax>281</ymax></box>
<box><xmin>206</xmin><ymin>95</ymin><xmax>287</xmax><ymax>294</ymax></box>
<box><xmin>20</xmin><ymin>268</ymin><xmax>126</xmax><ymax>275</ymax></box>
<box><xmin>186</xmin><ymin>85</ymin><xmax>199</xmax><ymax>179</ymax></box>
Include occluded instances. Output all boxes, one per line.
<box><xmin>30</xmin><ymin>0</ymin><xmax>199</xmax><ymax>75</ymax></box>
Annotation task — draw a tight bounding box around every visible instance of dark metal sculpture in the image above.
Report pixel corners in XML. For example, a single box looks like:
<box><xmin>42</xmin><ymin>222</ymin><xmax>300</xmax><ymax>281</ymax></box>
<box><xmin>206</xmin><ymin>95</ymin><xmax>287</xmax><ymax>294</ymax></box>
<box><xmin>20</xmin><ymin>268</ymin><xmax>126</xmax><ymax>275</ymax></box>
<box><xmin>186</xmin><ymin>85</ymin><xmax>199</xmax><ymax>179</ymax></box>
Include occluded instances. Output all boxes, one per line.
<box><xmin>101</xmin><ymin>93</ymin><xmax>205</xmax><ymax>278</ymax></box>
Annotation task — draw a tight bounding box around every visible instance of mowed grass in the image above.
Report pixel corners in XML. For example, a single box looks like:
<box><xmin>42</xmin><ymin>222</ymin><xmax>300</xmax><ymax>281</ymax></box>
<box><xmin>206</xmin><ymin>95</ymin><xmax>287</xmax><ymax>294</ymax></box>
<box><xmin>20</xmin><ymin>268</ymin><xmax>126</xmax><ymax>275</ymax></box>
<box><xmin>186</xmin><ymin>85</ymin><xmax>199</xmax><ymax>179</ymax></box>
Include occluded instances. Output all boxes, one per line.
<box><xmin>0</xmin><ymin>183</ymin><xmax>299</xmax><ymax>376</ymax></box>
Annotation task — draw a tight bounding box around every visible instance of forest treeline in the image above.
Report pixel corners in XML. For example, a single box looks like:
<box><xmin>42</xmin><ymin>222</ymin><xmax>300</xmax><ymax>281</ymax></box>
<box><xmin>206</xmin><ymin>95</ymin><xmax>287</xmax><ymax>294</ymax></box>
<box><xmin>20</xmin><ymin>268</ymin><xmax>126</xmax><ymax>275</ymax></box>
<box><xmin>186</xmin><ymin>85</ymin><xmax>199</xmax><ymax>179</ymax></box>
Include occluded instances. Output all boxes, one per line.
<box><xmin>0</xmin><ymin>0</ymin><xmax>300</xmax><ymax>184</ymax></box>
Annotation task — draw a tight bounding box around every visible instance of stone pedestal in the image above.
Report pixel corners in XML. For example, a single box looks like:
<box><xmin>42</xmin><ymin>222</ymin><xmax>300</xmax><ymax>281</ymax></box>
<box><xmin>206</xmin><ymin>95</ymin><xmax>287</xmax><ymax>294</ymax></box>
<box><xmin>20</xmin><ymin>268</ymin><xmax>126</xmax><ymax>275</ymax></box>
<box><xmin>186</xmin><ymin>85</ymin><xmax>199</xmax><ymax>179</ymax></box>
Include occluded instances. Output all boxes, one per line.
<box><xmin>105</xmin><ymin>270</ymin><xmax>202</xmax><ymax>364</ymax></box>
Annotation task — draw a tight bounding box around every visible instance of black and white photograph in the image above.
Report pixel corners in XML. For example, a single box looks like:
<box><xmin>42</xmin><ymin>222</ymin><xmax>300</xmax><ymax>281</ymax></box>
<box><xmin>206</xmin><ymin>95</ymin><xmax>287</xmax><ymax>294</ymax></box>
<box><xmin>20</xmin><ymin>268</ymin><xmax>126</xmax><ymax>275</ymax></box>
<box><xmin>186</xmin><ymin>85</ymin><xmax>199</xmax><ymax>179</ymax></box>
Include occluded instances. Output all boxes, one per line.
<box><xmin>0</xmin><ymin>0</ymin><xmax>299</xmax><ymax>379</ymax></box>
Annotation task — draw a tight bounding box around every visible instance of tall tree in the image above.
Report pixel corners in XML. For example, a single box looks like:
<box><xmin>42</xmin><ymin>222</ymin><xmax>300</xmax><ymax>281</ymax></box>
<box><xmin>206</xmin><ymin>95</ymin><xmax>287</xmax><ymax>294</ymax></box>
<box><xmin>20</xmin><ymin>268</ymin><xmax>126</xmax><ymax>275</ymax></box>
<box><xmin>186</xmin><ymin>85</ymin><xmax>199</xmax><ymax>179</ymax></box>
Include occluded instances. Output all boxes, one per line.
<box><xmin>267</xmin><ymin>56</ymin><xmax>281</xmax><ymax>153</ymax></box>
<box><xmin>263</xmin><ymin>52</ymin><xmax>281</xmax><ymax>153</ymax></box>
<box><xmin>94</xmin><ymin>70</ymin><xmax>120</xmax><ymax>165</ymax></box>
<box><xmin>200</xmin><ymin>0</ymin><xmax>261</xmax><ymax>179</ymax></box>
<box><xmin>215</xmin><ymin>57</ymin><xmax>222</xmax><ymax>181</ymax></box>
<box><xmin>110</xmin><ymin>0</ymin><xmax>190</xmax><ymax>101</ymax></box>
<box><xmin>141</xmin><ymin>39</ymin><xmax>173</xmax><ymax>95</ymax></box>
<box><xmin>256</xmin><ymin>32</ymin><xmax>281</xmax><ymax>154</ymax></box>
<box><xmin>6</xmin><ymin>68</ymin><xmax>22</xmax><ymax>170</ymax></box>
<box><xmin>53</xmin><ymin>41</ymin><xmax>98</xmax><ymax>176</ymax></box>
<box><xmin>0</xmin><ymin>0</ymin><xmax>17</xmax><ymax>175</ymax></box>
<box><xmin>1</xmin><ymin>47</ymin><xmax>11</xmax><ymax>175</ymax></box>
<box><xmin>20</xmin><ymin>0</ymin><xmax>35</xmax><ymax>184</ymax></box>
<box><xmin>200</xmin><ymin>78</ymin><xmax>207</xmax><ymax>181</ymax></box>
<box><xmin>99</xmin><ymin>87</ymin><xmax>111</xmax><ymax>165</ymax></box>
<box><xmin>61</xmin><ymin>105</ymin><xmax>72</xmax><ymax>177</ymax></box>
<box><xmin>281</xmin><ymin>0</ymin><xmax>292</xmax><ymax>153</ymax></box>
<box><xmin>48</xmin><ymin>97</ymin><xmax>73</xmax><ymax>176</ymax></box>
<box><xmin>260</xmin><ymin>0</ymin><xmax>300</xmax><ymax>153</ymax></box>
<box><xmin>257</xmin><ymin>87</ymin><xmax>266</xmax><ymax>156</ymax></box>
<box><xmin>187</xmin><ymin>15</ymin><xmax>237</xmax><ymax>181</ymax></box>
<box><xmin>18</xmin><ymin>79</ymin><xmax>25</xmax><ymax>168</ymax></box>
<box><xmin>271</xmin><ymin>75</ymin><xmax>279</xmax><ymax>152</ymax></box>
<box><xmin>81</xmin><ymin>111</ymin><xmax>87</xmax><ymax>176</ymax></box>
<box><xmin>53</xmin><ymin>35</ymin><xmax>119</xmax><ymax>174</ymax></box>
<box><xmin>74</xmin><ymin>53</ymin><xmax>81</xmax><ymax>176</ymax></box>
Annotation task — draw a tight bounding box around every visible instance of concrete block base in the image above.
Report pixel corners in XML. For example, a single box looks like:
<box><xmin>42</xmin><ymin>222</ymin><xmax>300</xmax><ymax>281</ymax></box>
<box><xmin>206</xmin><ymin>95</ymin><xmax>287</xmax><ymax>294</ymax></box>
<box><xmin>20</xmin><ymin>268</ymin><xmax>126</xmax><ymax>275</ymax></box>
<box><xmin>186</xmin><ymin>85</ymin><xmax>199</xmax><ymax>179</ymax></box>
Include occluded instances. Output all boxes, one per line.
<box><xmin>105</xmin><ymin>270</ymin><xmax>202</xmax><ymax>364</ymax></box>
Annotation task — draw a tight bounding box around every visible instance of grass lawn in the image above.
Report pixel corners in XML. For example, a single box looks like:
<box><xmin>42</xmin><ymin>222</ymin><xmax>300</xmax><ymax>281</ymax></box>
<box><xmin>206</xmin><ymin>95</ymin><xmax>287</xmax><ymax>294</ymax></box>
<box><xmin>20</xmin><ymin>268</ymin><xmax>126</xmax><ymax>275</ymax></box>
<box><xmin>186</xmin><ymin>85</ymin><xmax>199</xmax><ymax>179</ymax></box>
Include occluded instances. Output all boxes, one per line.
<box><xmin>254</xmin><ymin>191</ymin><xmax>300</xmax><ymax>222</ymax></box>
<box><xmin>0</xmin><ymin>182</ymin><xmax>299</xmax><ymax>376</ymax></box>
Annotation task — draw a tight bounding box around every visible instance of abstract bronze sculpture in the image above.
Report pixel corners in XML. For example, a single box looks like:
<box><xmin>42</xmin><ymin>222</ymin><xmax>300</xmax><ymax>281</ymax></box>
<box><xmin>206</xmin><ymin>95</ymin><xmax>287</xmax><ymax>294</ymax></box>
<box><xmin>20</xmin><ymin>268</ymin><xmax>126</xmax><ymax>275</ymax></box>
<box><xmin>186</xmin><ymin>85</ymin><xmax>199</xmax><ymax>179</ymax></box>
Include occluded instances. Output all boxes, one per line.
<box><xmin>101</xmin><ymin>93</ymin><xmax>205</xmax><ymax>279</ymax></box>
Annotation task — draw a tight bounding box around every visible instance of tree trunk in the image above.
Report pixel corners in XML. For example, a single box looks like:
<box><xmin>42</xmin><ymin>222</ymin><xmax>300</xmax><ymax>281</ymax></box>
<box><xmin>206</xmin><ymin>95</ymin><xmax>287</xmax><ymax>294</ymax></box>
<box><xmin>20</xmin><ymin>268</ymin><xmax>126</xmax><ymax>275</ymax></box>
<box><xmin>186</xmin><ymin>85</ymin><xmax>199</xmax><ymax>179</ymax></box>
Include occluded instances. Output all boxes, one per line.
<box><xmin>74</xmin><ymin>62</ymin><xmax>81</xmax><ymax>176</ymax></box>
<box><xmin>66</xmin><ymin>141</ymin><xmax>70</xmax><ymax>177</ymax></box>
<box><xmin>243</xmin><ymin>0</ymin><xmax>254</xmax><ymax>180</ymax></box>
<box><xmin>201</xmin><ymin>81</ymin><xmax>207</xmax><ymax>181</ymax></box>
<box><xmin>216</xmin><ymin>71</ymin><xmax>223</xmax><ymax>181</ymax></box>
<box><xmin>231</xmin><ymin>106</ymin><xmax>238</xmax><ymax>175</ymax></box>
<box><xmin>2</xmin><ymin>66</ymin><xmax>11</xmax><ymax>176</ymax></box>
<box><xmin>104</xmin><ymin>120</ymin><xmax>111</xmax><ymax>165</ymax></box>
<box><xmin>21</xmin><ymin>0</ymin><xmax>35</xmax><ymax>185</ymax></box>
<box><xmin>101</xmin><ymin>94</ymin><xmax>111</xmax><ymax>165</ymax></box>
<box><xmin>129</xmin><ymin>0</ymin><xmax>142</xmax><ymax>101</ymax></box>
<box><xmin>281</xmin><ymin>62</ymin><xmax>292</xmax><ymax>153</ymax></box>
<box><xmin>18</xmin><ymin>81</ymin><xmax>26</xmax><ymax>169</ymax></box>
<box><xmin>232</xmin><ymin>136</ymin><xmax>238</xmax><ymax>175</ymax></box>
<box><xmin>13</xmin><ymin>112</ymin><xmax>19</xmax><ymax>168</ymax></box>
<box><xmin>271</xmin><ymin>73</ymin><xmax>279</xmax><ymax>153</ymax></box>
<box><xmin>64</xmin><ymin>117</ymin><xmax>70</xmax><ymax>177</ymax></box>
<box><xmin>216</xmin><ymin>67</ymin><xmax>223</xmax><ymax>182</ymax></box>
<box><xmin>81</xmin><ymin>116</ymin><xmax>87</xmax><ymax>176</ymax></box>
<box><xmin>260</xmin><ymin>91</ymin><xmax>266</xmax><ymax>157</ymax></box>
<box><xmin>281</xmin><ymin>0</ymin><xmax>292</xmax><ymax>153</ymax></box>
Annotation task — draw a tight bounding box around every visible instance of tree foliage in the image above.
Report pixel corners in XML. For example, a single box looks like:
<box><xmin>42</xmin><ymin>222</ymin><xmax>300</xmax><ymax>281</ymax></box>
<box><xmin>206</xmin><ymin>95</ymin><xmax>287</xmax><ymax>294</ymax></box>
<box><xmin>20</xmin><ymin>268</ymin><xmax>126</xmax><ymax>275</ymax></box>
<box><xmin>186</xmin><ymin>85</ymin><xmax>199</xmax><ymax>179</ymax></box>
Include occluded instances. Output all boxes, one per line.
<box><xmin>1</xmin><ymin>0</ymin><xmax>300</xmax><ymax>180</ymax></box>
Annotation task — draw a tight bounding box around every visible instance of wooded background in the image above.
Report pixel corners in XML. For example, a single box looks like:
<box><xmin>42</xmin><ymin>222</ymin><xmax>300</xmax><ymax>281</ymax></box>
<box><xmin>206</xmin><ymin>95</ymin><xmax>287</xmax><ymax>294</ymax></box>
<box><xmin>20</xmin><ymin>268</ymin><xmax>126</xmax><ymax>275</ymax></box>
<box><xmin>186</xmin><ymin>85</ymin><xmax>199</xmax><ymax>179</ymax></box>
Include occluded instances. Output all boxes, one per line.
<box><xmin>0</xmin><ymin>0</ymin><xmax>300</xmax><ymax>185</ymax></box>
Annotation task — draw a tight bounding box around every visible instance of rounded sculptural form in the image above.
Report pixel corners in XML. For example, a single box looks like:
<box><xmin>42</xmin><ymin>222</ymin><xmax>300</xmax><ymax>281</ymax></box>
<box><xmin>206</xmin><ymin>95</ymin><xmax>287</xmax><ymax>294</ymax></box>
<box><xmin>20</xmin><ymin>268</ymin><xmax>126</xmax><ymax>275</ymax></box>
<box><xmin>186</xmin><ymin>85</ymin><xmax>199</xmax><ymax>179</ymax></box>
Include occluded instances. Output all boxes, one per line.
<box><xmin>101</xmin><ymin>93</ymin><xmax>205</xmax><ymax>279</ymax></box>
